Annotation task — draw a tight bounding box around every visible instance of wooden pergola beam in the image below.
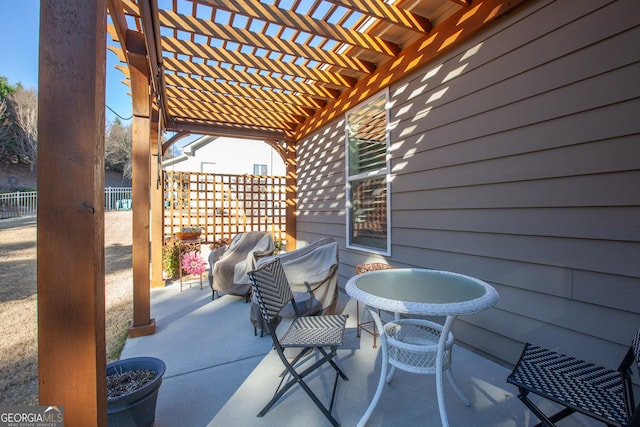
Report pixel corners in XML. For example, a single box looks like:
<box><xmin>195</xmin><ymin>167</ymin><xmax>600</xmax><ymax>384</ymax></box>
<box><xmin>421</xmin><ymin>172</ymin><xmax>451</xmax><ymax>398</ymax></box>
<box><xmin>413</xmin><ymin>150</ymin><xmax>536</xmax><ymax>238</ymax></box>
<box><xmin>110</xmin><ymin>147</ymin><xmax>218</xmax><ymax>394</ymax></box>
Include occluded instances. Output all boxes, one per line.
<box><xmin>139</xmin><ymin>0</ymin><xmax>170</xmax><ymax>130</ymax></box>
<box><xmin>167</xmin><ymin>120</ymin><xmax>288</xmax><ymax>142</ymax></box>
<box><xmin>168</xmin><ymin>106</ymin><xmax>298</xmax><ymax>132</ymax></box>
<box><xmin>161</xmin><ymin>130</ymin><xmax>191</xmax><ymax>155</ymax></box>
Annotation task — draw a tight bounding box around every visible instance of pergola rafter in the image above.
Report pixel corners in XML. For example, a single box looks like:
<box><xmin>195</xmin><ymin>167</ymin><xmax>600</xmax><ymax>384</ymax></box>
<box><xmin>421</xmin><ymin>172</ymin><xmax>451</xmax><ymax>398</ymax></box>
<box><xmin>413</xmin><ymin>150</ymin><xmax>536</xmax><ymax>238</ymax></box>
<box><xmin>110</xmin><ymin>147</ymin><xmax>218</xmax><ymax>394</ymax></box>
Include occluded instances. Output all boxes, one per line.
<box><xmin>160</xmin><ymin>36</ymin><xmax>357</xmax><ymax>88</ymax></box>
<box><xmin>164</xmin><ymin>73</ymin><xmax>327</xmax><ymax>110</ymax></box>
<box><xmin>165</xmin><ymin>85</ymin><xmax>317</xmax><ymax>118</ymax></box>
<box><xmin>197</xmin><ymin>0</ymin><xmax>401</xmax><ymax>56</ymax></box>
<box><xmin>107</xmin><ymin>0</ymin><xmax>482</xmax><ymax>140</ymax></box>
<box><xmin>158</xmin><ymin>10</ymin><xmax>377</xmax><ymax>74</ymax></box>
<box><xmin>163</xmin><ymin>57</ymin><xmax>341</xmax><ymax>100</ymax></box>
<box><xmin>327</xmin><ymin>0</ymin><xmax>432</xmax><ymax>33</ymax></box>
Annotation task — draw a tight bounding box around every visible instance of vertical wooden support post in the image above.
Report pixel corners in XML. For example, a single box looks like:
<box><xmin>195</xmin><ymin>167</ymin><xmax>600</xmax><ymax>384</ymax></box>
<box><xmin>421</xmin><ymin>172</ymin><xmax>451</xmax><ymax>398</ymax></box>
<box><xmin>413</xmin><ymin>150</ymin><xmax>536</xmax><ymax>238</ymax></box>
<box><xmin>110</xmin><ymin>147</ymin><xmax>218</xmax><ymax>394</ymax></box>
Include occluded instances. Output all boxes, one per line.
<box><xmin>150</xmin><ymin>112</ymin><xmax>165</xmax><ymax>287</ymax></box>
<box><xmin>150</xmin><ymin>155</ymin><xmax>164</xmax><ymax>287</ymax></box>
<box><xmin>284</xmin><ymin>142</ymin><xmax>297</xmax><ymax>251</ymax></box>
<box><xmin>37</xmin><ymin>1</ymin><xmax>107</xmax><ymax>425</ymax></box>
<box><xmin>127</xmin><ymin>31</ymin><xmax>156</xmax><ymax>337</ymax></box>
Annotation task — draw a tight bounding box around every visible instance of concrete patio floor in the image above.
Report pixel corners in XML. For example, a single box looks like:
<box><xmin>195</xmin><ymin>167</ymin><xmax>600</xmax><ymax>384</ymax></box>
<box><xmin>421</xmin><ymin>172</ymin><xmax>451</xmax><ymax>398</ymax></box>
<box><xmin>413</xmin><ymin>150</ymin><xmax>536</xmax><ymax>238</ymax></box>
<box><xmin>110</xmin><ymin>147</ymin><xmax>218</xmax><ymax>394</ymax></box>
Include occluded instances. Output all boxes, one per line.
<box><xmin>120</xmin><ymin>281</ymin><xmax>601</xmax><ymax>427</ymax></box>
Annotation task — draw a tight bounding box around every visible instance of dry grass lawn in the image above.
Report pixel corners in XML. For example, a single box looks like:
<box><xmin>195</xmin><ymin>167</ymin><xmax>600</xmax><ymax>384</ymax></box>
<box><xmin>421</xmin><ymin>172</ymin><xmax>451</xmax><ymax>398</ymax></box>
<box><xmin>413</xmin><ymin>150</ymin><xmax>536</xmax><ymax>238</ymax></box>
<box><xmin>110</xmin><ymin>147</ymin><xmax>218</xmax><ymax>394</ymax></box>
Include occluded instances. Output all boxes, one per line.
<box><xmin>0</xmin><ymin>211</ymin><xmax>133</xmax><ymax>405</ymax></box>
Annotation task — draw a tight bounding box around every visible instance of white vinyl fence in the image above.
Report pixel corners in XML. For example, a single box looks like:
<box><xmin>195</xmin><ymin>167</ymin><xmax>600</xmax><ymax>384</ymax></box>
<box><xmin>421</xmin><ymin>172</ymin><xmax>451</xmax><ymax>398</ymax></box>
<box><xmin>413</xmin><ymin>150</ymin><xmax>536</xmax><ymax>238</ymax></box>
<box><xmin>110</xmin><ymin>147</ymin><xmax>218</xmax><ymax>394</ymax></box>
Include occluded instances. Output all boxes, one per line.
<box><xmin>0</xmin><ymin>187</ymin><xmax>132</xmax><ymax>219</ymax></box>
<box><xmin>104</xmin><ymin>187</ymin><xmax>133</xmax><ymax>211</ymax></box>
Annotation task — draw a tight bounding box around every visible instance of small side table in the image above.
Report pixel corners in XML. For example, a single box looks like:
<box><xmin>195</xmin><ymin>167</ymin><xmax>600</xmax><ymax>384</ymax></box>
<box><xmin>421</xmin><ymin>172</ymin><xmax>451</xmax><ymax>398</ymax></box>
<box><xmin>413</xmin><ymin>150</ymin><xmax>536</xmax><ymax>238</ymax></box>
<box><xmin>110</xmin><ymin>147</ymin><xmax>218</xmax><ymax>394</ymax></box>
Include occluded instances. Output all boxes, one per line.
<box><xmin>177</xmin><ymin>238</ymin><xmax>202</xmax><ymax>291</ymax></box>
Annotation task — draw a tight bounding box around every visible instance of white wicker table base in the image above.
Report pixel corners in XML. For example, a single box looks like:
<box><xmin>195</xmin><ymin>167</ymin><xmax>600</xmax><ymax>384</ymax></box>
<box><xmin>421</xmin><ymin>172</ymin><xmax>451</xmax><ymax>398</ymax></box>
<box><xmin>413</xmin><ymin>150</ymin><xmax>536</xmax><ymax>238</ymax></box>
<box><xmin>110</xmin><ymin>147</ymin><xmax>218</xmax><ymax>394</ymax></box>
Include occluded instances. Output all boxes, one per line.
<box><xmin>357</xmin><ymin>310</ymin><xmax>470</xmax><ymax>427</ymax></box>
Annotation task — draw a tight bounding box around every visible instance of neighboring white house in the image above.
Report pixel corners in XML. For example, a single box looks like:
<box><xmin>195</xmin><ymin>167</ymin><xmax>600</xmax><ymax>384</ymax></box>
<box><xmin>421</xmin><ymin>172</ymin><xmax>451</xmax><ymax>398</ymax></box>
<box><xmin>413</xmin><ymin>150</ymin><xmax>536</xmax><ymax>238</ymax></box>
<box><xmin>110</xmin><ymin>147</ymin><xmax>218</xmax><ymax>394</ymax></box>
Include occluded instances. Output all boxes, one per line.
<box><xmin>162</xmin><ymin>135</ymin><xmax>286</xmax><ymax>176</ymax></box>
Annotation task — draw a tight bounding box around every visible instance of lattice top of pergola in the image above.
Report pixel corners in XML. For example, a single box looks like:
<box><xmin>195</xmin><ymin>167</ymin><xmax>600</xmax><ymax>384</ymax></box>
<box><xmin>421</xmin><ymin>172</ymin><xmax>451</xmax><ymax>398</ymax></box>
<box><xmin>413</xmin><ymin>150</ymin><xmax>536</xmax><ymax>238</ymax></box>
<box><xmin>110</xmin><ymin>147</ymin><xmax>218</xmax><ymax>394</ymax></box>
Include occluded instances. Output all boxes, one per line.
<box><xmin>107</xmin><ymin>0</ymin><xmax>514</xmax><ymax>142</ymax></box>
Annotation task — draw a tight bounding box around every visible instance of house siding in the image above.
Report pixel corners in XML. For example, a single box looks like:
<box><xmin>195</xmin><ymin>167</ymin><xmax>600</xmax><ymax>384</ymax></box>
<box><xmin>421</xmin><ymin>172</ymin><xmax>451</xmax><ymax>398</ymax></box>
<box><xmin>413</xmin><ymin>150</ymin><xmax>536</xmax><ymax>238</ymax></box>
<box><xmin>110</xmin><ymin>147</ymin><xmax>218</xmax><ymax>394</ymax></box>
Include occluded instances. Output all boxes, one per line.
<box><xmin>295</xmin><ymin>0</ymin><xmax>640</xmax><ymax>367</ymax></box>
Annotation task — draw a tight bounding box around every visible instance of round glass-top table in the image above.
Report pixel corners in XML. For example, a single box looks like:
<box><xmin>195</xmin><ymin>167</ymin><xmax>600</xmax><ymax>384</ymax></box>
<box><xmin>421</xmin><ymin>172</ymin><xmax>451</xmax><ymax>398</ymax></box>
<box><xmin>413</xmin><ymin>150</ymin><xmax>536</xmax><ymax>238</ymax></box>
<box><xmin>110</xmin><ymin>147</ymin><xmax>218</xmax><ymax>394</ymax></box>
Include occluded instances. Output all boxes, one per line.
<box><xmin>346</xmin><ymin>268</ymin><xmax>499</xmax><ymax>427</ymax></box>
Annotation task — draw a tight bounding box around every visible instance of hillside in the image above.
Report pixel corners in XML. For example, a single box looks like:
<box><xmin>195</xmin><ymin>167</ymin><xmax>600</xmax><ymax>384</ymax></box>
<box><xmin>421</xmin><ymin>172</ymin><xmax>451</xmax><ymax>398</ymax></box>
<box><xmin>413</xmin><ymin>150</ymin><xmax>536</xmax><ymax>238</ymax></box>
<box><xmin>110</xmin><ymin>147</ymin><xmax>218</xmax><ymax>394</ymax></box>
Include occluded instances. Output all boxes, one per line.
<box><xmin>0</xmin><ymin>162</ymin><xmax>130</xmax><ymax>192</ymax></box>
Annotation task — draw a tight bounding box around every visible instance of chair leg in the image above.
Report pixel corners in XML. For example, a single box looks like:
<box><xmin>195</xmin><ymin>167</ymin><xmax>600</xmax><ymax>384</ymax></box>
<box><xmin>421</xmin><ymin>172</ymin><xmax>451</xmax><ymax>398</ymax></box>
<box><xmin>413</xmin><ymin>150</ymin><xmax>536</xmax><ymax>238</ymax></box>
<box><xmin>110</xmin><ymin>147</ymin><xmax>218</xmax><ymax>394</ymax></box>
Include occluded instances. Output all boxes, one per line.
<box><xmin>318</xmin><ymin>347</ymin><xmax>349</xmax><ymax>381</ymax></box>
<box><xmin>281</xmin><ymin>347</ymin><xmax>347</xmax><ymax>384</ymax></box>
<box><xmin>259</xmin><ymin>347</ymin><xmax>345</xmax><ymax>426</ymax></box>
<box><xmin>356</xmin><ymin>300</ymin><xmax>361</xmax><ymax>337</ymax></box>
<box><xmin>297</xmin><ymin>372</ymin><xmax>341</xmax><ymax>427</ymax></box>
<box><xmin>517</xmin><ymin>389</ymin><xmax>576</xmax><ymax>427</ymax></box>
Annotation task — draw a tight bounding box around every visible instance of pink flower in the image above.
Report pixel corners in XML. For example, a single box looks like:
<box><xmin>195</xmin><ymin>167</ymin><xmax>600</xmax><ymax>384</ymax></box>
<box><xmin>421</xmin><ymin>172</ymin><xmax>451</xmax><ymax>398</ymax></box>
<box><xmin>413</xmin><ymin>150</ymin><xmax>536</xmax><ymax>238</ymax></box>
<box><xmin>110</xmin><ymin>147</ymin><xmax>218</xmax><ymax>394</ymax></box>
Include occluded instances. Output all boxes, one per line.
<box><xmin>181</xmin><ymin>251</ymin><xmax>207</xmax><ymax>276</ymax></box>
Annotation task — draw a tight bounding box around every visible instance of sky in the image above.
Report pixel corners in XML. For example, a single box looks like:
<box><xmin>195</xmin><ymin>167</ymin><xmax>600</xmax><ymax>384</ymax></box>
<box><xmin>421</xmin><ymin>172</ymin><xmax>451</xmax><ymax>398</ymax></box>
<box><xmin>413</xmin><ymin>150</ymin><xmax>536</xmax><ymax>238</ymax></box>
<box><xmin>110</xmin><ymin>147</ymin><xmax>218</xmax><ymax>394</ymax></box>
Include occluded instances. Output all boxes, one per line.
<box><xmin>0</xmin><ymin>1</ymin><xmax>133</xmax><ymax>124</ymax></box>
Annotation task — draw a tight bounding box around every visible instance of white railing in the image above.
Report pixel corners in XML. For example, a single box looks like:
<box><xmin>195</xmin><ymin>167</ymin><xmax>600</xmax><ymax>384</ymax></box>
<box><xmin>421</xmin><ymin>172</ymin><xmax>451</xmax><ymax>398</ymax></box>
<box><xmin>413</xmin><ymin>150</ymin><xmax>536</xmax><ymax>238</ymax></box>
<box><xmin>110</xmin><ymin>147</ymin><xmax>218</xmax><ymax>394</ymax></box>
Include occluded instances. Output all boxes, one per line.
<box><xmin>104</xmin><ymin>187</ymin><xmax>133</xmax><ymax>211</ymax></box>
<box><xmin>0</xmin><ymin>187</ymin><xmax>133</xmax><ymax>219</ymax></box>
<box><xmin>0</xmin><ymin>191</ymin><xmax>37</xmax><ymax>219</ymax></box>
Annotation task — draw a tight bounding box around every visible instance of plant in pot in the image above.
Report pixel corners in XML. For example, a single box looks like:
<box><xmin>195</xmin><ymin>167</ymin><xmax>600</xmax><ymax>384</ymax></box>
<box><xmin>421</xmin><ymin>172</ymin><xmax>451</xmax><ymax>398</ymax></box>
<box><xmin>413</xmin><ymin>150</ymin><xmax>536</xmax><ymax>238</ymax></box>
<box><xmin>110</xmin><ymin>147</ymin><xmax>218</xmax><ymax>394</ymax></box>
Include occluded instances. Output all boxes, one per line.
<box><xmin>162</xmin><ymin>239</ymin><xmax>181</xmax><ymax>279</ymax></box>
<box><xmin>176</xmin><ymin>225</ymin><xmax>203</xmax><ymax>241</ymax></box>
<box><xmin>106</xmin><ymin>356</ymin><xmax>166</xmax><ymax>427</ymax></box>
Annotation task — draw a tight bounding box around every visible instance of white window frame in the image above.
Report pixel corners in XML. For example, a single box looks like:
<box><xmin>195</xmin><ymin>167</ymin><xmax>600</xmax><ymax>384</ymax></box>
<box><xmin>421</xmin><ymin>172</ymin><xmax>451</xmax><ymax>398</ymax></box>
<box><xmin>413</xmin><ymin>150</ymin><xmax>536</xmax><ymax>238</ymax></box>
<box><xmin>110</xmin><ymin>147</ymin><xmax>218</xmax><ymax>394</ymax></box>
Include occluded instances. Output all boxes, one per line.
<box><xmin>345</xmin><ymin>89</ymin><xmax>391</xmax><ymax>256</ymax></box>
<box><xmin>253</xmin><ymin>164</ymin><xmax>268</xmax><ymax>175</ymax></box>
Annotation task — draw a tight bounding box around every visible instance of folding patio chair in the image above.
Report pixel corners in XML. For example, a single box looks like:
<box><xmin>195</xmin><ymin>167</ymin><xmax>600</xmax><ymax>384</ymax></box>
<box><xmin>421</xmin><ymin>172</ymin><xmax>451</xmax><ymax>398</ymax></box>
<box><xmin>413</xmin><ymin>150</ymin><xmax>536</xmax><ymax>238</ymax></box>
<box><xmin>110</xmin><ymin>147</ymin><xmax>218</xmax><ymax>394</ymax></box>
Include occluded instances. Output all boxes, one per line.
<box><xmin>247</xmin><ymin>258</ymin><xmax>349</xmax><ymax>426</ymax></box>
<box><xmin>507</xmin><ymin>329</ymin><xmax>640</xmax><ymax>427</ymax></box>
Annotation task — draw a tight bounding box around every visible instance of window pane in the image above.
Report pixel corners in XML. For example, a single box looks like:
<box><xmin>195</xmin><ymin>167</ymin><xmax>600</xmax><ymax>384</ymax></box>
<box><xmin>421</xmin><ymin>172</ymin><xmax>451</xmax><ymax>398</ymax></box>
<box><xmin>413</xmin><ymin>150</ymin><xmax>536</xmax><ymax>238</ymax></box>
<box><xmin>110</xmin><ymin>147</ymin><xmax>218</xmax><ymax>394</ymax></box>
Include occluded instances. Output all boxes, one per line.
<box><xmin>349</xmin><ymin>177</ymin><xmax>387</xmax><ymax>251</ymax></box>
<box><xmin>347</xmin><ymin>95</ymin><xmax>386</xmax><ymax>176</ymax></box>
<box><xmin>253</xmin><ymin>164</ymin><xmax>267</xmax><ymax>175</ymax></box>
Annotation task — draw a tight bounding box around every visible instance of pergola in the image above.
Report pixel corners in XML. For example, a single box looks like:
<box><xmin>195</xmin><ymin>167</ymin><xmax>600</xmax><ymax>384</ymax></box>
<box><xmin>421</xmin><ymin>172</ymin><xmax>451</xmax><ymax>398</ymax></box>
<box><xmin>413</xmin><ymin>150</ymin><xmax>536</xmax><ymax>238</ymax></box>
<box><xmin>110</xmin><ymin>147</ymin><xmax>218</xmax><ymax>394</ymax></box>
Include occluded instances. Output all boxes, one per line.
<box><xmin>37</xmin><ymin>0</ymin><xmax>527</xmax><ymax>424</ymax></box>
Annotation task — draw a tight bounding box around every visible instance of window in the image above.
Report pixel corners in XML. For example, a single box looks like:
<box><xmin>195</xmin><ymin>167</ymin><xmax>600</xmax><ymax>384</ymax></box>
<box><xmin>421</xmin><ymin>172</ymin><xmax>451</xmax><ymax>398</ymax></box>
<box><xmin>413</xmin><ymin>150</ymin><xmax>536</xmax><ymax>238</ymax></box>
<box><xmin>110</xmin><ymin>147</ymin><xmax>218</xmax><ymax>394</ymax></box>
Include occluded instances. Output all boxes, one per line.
<box><xmin>253</xmin><ymin>164</ymin><xmax>267</xmax><ymax>175</ymax></box>
<box><xmin>345</xmin><ymin>92</ymin><xmax>390</xmax><ymax>255</ymax></box>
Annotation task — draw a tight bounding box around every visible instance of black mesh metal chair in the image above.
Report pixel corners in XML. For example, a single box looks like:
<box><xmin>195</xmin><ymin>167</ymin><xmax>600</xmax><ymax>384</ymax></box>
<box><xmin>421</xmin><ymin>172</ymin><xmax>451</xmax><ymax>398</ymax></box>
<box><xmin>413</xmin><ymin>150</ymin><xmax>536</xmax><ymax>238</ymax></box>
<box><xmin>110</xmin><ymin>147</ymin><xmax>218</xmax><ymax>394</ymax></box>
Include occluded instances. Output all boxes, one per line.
<box><xmin>247</xmin><ymin>258</ymin><xmax>349</xmax><ymax>426</ymax></box>
<box><xmin>507</xmin><ymin>329</ymin><xmax>640</xmax><ymax>427</ymax></box>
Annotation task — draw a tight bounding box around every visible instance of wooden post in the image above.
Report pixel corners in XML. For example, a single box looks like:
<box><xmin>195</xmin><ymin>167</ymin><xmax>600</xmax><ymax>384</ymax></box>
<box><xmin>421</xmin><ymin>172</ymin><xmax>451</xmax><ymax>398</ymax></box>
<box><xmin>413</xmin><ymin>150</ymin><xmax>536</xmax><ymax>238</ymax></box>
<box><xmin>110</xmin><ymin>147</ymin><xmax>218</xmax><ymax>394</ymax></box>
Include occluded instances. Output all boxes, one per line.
<box><xmin>150</xmin><ymin>112</ymin><xmax>165</xmax><ymax>288</ymax></box>
<box><xmin>150</xmin><ymin>156</ymin><xmax>164</xmax><ymax>288</ymax></box>
<box><xmin>37</xmin><ymin>1</ymin><xmax>107</xmax><ymax>425</ymax></box>
<box><xmin>284</xmin><ymin>142</ymin><xmax>297</xmax><ymax>251</ymax></box>
<box><xmin>127</xmin><ymin>31</ymin><xmax>156</xmax><ymax>337</ymax></box>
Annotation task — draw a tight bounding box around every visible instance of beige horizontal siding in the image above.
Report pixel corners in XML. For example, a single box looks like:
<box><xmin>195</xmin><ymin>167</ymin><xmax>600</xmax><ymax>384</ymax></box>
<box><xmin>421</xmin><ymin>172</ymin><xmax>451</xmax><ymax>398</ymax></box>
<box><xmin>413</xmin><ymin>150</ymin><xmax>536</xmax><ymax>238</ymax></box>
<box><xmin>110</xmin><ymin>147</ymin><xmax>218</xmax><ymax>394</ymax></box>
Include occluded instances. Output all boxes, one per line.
<box><xmin>295</xmin><ymin>0</ymin><xmax>640</xmax><ymax>367</ymax></box>
<box><xmin>394</xmin><ymin>207</ymin><xmax>638</xmax><ymax>240</ymax></box>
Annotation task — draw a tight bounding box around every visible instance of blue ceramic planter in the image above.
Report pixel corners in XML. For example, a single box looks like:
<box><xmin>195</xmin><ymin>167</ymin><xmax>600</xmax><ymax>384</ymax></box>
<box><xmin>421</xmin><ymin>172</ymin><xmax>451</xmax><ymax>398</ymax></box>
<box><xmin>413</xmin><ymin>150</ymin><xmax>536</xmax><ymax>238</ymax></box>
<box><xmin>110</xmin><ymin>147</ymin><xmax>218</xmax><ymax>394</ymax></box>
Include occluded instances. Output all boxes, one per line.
<box><xmin>107</xmin><ymin>357</ymin><xmax>166</xmax><ymax>427</ymax></box>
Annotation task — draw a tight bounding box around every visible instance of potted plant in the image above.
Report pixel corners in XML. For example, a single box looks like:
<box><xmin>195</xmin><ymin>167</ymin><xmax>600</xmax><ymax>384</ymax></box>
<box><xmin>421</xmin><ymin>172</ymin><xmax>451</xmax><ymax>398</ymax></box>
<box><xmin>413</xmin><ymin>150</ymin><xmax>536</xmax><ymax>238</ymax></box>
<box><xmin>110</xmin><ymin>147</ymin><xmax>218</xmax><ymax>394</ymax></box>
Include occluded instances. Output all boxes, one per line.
<box><xmin>106</xmin><ymin>356</ymin><xmax>166</xmax><ymax>427</ymax></box>
<box><xmin>175</xmin><ymin>225</ymin><xmax>202</xmax><ymax>241</ymax></box>
<box><xmin>162</xmin><ymin>238</ymin><xmax>181</xmax><ymax>279</ymax></box>
<box><xmin>274</xmin><ymin>239</ymin><xmax>287</xmax><ymax>254</ymax></box>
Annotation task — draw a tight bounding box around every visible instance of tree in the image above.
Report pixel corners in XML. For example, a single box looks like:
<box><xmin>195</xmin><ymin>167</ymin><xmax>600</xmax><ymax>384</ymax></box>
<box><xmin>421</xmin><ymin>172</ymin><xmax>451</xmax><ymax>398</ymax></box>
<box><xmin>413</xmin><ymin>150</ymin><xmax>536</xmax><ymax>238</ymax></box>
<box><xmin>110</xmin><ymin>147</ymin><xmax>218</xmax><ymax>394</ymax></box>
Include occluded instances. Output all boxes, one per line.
<box><xmin>0</xmin><ymin>76</ymin><xmax>37</xmax><ymax>165</ymax></box>
<box><xmin>7</xmin><ymin>88</ymin><xmax>38</xmax><ymax>163</ymax></box>
<box><xmin>0</xmin><ymin>76</ymin><xmax>20</xmax><ymax>160</ymax></box>
<box><xmin>0</xmin><ymin>75</ymin><xmax>20</xmax><ymax>100</ymax></box>
<box><xmin>0</xmin><ymin>74</ymin><xmax>134</xmax><ymax>181</ymax></box>
<box><xmin>105</xmin><ymin>118</ymin><xmax>132</xmax><ymax>179</ymax></box>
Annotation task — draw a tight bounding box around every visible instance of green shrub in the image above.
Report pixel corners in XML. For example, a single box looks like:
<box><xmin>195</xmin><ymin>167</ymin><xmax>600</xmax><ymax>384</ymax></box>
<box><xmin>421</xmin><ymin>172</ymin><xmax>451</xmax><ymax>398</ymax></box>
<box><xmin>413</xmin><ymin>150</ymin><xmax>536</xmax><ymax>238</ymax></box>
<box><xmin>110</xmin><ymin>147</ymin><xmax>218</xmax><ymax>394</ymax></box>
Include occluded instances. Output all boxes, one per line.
<box><xmin>162</xmin><ymin>240</ymin><xmax>181</xmax><ymax>279</ymax></box>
